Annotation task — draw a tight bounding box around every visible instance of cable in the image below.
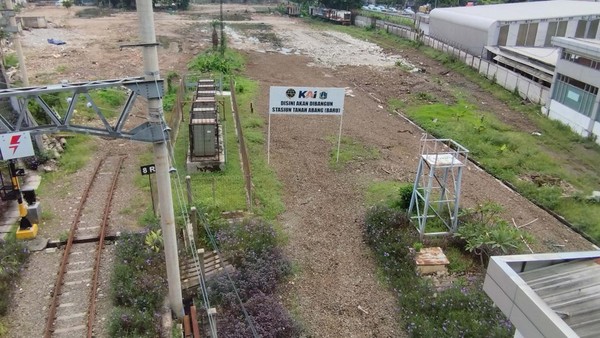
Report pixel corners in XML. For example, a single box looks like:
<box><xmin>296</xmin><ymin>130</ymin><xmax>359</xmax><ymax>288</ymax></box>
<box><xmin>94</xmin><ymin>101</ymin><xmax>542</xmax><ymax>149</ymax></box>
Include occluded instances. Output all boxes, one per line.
<box><xmin>149</xmin><ymin>73</ymin><xmax>259</xmax><ymax>337</ymax></box>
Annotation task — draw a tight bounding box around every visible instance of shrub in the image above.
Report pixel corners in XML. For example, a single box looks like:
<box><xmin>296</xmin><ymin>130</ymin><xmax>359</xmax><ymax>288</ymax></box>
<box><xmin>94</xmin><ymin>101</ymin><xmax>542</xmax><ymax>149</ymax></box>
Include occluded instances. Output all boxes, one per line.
<box><xmin>393</xmin><ymin>184</ymin><xmax>414</xmax><ymax>210</ymax></box>
<box><xmin>109</xmin><ymin>230</ymin><xmax>166</xmax><ymax>337</ymax></box>
<box><xmin>206</xmin><ymin>216</ymin><xmax>298</xmax><ymax>336</ymax></box>
<box><xmin>107</xmin><ymin>307</ymin><xmax>160</xmax><ymax>338</ymax></box>
<box><xmin>215</xmin><ymin>218</ymin><xmax>278</xmax><ymax>263</ymax></box>
<box><xmin>207</xmin><ymin>247</ymin><xmax>291</xmax><ymax>305</ymax></box>
<box><xmin>455</xmin><ymin>202</ymin><xmax>532</xmax><ymax>260</ymax></box>
<box><xmin>363</xmin><ymin>205</ymin><xmax>512</xmax><ymax>337</ymax></box>
<box><xmin>217</xmin><ymin>292</ymin><xmax>300</xmax><ymax>338</ymax></box>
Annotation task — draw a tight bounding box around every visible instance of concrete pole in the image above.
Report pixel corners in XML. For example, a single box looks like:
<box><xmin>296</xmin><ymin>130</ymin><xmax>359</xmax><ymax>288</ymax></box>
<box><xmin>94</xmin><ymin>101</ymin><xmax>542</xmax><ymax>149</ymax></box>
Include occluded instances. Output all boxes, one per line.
<box><xmin>4</xmin><ymin>0</ymin><xmax>28</xmax><ymax>86</ymax></box>
<box><xmin>136</xmin><ymin>0</ymin><xmax>184</xmax><ymax>318</ymax></box>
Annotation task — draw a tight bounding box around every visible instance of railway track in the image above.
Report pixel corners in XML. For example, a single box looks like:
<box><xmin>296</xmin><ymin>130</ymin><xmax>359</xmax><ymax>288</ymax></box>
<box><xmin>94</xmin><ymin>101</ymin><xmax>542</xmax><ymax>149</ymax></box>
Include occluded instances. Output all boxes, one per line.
<box><xmin>44</xmin><ymin>155</ymin><xmax>126</xmax><ymax>338</ymax></box>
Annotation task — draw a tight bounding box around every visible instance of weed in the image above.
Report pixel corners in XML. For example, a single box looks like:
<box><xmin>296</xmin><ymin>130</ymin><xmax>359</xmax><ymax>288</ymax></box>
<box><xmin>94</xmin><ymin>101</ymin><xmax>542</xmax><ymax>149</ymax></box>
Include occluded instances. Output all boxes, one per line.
<box><xmin>329</xmin><ymin>136</ymin><xmax>379</xmax><ymax>168</ymax></box>
<box><xmin>3</xmin><ymin>53</ymin><xmax>18</xmax><ymax>68</ymax></box>
<box><xmin>109</xmin><ymin>230</ymin><xmax>166</xmax><ymax>337</ymax></box>
<box><xmin>59</xmin><ymin>230</ymin><xmax>69</xmax><ymax>242</ymax></box>
<box><xmin>0</xmin><ymin>236</ymin><xmax>29</xmax><ymax>316</ymax></box>
<box><xmin>55</xmin><ymin>65</ymin><xmax>67</xmax><ymax>73</ymax></box>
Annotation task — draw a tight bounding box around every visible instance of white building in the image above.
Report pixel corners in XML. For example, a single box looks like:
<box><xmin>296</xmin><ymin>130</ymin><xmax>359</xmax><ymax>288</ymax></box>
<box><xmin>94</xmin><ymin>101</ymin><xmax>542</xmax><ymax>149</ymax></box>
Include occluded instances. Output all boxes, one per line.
<box><xmin>548</xmin><ymin>37</ymin><xmax>600</xmax><ymax>142</ymax></box>
<box><xmin>429</xmin><ymin>1</ymin><xmax>600</xmax><ymax>57</ymax></box>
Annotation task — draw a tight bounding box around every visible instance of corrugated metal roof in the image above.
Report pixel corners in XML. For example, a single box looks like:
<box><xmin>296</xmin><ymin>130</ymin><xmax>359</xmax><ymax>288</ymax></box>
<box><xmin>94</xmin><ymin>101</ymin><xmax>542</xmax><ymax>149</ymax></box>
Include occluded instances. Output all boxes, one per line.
<box><xmin>520</xmin><ymin>258</ymin><xmax>600</xmax><ymax>338</ymax></box>
<box><xmin>431</xmin><ymin>1</ymin><xmax>600</xmax><ymax>22</ymax></box>
<box><xmin>553</xmin><ymin>37</ymin><xmax>600</xmax><ymax>61</ymax></box>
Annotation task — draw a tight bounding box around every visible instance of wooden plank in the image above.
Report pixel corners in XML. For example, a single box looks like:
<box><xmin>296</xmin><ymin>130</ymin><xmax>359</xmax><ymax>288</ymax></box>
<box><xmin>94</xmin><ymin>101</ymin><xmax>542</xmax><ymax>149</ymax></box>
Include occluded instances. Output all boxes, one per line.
<box><xmin>190</xmin><ymin>305</ymin><xmax>201</xmax><ymax>338</ymax></box>
<box><xmin>183</xmin><ymin>315</ymin><xmax>192</xmax><ymax>337</ymax></box>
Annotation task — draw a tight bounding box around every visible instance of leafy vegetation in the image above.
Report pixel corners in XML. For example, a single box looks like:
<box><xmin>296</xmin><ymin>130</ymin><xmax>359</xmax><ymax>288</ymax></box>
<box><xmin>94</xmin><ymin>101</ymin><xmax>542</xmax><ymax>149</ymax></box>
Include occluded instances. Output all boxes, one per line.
<box><xmin>206</xmin><ymin>217</ymin><xmax>300</xmax><ymax>337</ymax></box>
<box><xmin>109</xmin><ymin>229</ymin><xmax>167</xmax><ymax>337</ymax></box>
<box><xmin>2</xmin><ymin>53</ymin><xmax>18</xmax><ymax>69</ymax></box>
<box><xmin>0</xmin><ymin>236</ymin><xmax>29</xmax><ymax>317</ymax></box>
<box><xmin>364</xmin><ymin>204</ymin><xmax>514</xmax><ymax>337</ymax></box>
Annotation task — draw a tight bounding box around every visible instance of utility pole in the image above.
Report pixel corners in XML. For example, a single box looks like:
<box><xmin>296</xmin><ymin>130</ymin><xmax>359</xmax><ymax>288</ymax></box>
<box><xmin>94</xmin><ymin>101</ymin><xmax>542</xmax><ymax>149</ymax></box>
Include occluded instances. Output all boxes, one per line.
<box><xmin>136</xmin><ymin>0</ymin><xmax>184</xmax><ymax>318</ymax></box>
<box><xmin>219</xmin><ymin>0</ymin><xmax>224</xmax><ymax>54</ymax></box>
<box><xmin>4</xmin><ymin>0</ymin><xmax>28</xmax><ymax>86</ymax></box>
<box><xmin>3</xmin><ymin>0</ymin><xmax>44</xmax><ymax>150</ymax></box>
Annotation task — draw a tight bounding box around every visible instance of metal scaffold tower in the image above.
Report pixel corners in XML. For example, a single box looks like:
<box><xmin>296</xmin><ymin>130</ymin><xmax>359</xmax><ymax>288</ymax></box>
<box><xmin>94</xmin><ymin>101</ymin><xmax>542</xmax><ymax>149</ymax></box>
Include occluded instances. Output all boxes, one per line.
<box><xmin>408</xmin><ymin>134</ymin><xmax>469</xmax><ymax>238</ymax></box>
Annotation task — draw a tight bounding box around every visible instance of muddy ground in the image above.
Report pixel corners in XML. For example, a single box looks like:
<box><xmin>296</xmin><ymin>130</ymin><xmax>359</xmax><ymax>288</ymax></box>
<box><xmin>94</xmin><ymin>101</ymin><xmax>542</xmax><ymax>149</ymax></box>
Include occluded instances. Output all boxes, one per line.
<box><xmin>2</xmin><ymin>4</ymin><xmax>597</xmax><ymax>337</ymax></box>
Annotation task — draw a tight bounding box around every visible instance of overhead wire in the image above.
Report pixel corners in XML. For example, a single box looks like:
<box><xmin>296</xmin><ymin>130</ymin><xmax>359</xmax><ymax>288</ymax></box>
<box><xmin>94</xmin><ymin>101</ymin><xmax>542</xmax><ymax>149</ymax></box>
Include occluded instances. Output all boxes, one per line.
<box><xmin>149</xmin><ymin>72</ymin><xmax>258</xmax><ymax>337</ymax></box>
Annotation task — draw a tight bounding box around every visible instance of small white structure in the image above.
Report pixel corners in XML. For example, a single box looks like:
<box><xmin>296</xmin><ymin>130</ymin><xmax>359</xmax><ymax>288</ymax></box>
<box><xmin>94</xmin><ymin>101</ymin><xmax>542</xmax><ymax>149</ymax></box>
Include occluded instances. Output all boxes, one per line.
<box><xmin>548</xmin><ymin>37</ymin><xmax>600</xmax><ymax>144</ymax></box>
<box><xmin>484</xmin><ymin>251</ymin><xmax>600</xmax><ymax>338</ymax></box>
<box><xmin>429</xmin><ymin>1</ymin><xmax>600</xmax><ymax>57</ymax></box>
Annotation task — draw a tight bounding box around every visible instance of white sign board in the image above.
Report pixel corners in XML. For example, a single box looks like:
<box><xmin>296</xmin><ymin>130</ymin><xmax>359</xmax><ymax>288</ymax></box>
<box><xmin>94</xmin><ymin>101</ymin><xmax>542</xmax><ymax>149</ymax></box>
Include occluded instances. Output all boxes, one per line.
<box><xmin>269</xmin><ymin>86</ymin><xmax>345</xmax><ymax>115</ymax></box>
<box><xmin>0</xmin><ymin>131</ymin><xmax>35</xmax><ymax>160</ymax></box>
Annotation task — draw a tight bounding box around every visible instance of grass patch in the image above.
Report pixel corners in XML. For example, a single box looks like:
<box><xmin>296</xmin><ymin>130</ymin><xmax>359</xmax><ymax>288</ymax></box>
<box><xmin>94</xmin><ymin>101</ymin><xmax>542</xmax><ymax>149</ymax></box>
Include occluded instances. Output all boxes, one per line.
<box><xmin>3</xmin><ymin>53</ymin><xmax>18</xmax><ymax>68</ymax></box>
<box><xmin>0</xmin><ymin>235</ymin><xmax>29</xmax><ymax>317</ymax></box>
<box><xmin>365</xmin><ymin>180</ymin><xmax>404</xmax><ymax>207</ymax></box>
<box><xmin>36</xmin><ymin>134</ymin><xmax>95</xmax><ymax>191</ymax></box>
<box><xmin>177</xmin><ymin>52</ymin><xmax>283</xmax><ymax>219</ymax></box>
<box><xmin>329</xmin><ymin>136</ymin><xmax>379</xmax><ymax>169</ymax></box>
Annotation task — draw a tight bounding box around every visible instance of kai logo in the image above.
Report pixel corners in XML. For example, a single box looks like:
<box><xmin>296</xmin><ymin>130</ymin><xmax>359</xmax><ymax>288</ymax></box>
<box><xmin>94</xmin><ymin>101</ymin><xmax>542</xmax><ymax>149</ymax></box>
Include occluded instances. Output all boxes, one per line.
<box><xmin>292</xmin><ymin>90</ymin><xmax>328</xmax><ymax>100</ymax></box>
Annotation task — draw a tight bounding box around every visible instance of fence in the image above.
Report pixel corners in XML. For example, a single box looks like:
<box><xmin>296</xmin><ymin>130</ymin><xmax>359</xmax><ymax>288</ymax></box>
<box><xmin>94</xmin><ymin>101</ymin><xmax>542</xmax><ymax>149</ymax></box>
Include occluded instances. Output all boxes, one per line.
<box><xmin>355</xmin><ymin>15</ymin><xmax>551</xmax><ymax>105</ymax></box>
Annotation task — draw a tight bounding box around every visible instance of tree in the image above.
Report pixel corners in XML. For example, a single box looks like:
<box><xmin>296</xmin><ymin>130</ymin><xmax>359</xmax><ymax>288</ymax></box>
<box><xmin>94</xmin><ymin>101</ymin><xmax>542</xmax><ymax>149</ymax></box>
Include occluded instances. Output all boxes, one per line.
<box><xmin>62</xmin><ymin>0</ymin><xmax>73</xmax><ymax>11</ymax></box>
<box><xmin>317</xmin><ymin>0</ymin><xmax>363</xmax><ymax>10</ymax></box>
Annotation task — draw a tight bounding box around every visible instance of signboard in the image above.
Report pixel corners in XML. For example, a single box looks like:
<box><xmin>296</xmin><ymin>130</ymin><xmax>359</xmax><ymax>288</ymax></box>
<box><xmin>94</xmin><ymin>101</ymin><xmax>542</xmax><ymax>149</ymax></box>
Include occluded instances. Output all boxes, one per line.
<box><xmin>0</xmin><ymin>131</ymin><xmax>35</xmax><ymax>160</ymax></box>
<box><xmin>269</xmin><ymin>86</ymin><xmax>345</xmax><ymax>115</ymax></box>
<box><xmin>140</xmin><ymin>164</ymin><xmax>156</xmax><ymax>176</ymax></box>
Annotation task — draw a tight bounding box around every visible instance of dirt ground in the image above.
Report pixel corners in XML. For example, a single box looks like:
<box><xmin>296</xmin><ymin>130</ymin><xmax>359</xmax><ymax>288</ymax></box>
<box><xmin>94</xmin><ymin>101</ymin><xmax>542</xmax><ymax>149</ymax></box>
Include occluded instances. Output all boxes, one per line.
<box><xmin>3</xmin><ymin>4</ymin><xmax>598</xmax><ymax>338</ymax></box>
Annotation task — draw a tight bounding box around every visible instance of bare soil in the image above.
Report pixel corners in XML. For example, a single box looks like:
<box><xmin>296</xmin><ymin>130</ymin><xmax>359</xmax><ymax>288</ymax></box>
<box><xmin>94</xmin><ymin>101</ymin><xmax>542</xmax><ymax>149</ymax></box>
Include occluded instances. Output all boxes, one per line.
<box><xmin>3</xmin><ymin>4</ymin><xmax>597</xmax><ymax>338</ymax></box>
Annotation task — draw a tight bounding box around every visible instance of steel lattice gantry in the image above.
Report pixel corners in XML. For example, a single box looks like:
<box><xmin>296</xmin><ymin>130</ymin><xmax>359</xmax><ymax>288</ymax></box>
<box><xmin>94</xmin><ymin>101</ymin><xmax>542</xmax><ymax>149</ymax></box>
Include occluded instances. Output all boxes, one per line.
<box><xmin>408</xmin><ymin>134</ymin><xmax>469</xmax><ymax>238</ymax></box>
<box><xmin>0</xmin><ymin>77</ymin><xmax>166</xmax><ymax>143</ymax></box>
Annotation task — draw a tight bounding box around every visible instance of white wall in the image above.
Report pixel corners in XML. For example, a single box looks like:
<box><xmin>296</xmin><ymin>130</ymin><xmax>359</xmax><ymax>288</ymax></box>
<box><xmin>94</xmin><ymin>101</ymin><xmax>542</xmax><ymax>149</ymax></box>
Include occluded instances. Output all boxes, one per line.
<box><xmin>548</xmin><ymin>100</ymin><xmax>600</xmax><ymax>143</ymax></box>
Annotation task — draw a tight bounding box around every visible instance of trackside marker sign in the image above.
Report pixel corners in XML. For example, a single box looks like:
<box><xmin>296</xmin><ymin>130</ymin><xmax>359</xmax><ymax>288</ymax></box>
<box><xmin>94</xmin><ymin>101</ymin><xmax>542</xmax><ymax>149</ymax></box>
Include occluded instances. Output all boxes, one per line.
<box><xmin>269</xmin><ymin>86</ymin><xmax>345</xmax><ymax>115</ymax></box>
<box><xmin>0</xmin><ymin>131</ymin><xmax>35</xmax><ymax>160</ymax></box>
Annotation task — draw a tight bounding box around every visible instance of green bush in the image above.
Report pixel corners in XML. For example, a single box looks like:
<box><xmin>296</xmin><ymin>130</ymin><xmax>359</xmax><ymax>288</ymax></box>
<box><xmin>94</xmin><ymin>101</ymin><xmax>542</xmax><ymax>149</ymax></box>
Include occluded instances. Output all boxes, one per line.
<box><xmin>455</xmin><ymin>202</ymin><xmax>533</xmax><ymax>261</ymax></box>
<box><xmin>108</xmin><ymin>307</ymin><xmax>159</xmax><ymax>338</ymax></box>
<box><xmin>109</xmin><ymin>230</ymin><xmax>166</xmax><ymax>337</ymax></box>
<box><xmin>188</xmin><ymin>50</ymin><xmax>244</xmax><ymax>75</ymax></box>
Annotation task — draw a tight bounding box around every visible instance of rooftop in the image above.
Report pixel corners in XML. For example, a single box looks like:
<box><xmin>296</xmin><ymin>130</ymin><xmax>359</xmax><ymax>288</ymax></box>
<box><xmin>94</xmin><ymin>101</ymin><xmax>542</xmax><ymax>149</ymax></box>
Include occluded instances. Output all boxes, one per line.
<box><xmin>431</xmin><ymin>1</ymin><xmax>600</xmax><ymax>22</ymax></box>
<box><xmin>484</xmin><ymin>251</ymin><xmax>600</xmax><ymax>338</ymax></box>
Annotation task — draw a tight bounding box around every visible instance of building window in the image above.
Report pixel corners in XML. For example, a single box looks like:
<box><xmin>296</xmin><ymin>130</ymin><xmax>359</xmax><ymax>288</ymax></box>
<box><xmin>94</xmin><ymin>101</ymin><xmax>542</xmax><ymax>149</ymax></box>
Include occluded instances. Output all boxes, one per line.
<box><xmin>516</xmin><ymin>23</ymin><xmax>539</xmax><ymax>46</ymax></box>
<box><xmin>560</xmin><ymin>50</ymin><xmax>600</xmax><ymax>71</ymax></box>
<box><xmin>587</xmin><ymin>19</ymin><xmax>600</xmax><ymax>39</ymax></box>
<box><xmin>526</xmin><ymin>22</ymin><xmax>538</xmax><ymax>46</ymax></box>
<box><xmin>576</xmin><ymin>20</ymin><xmax>587</xmax><ymax>38</ymax></box>
<box><xmin>545</xmin><ymin>22</ymin><xmax>558</xmax><ymax>46</ymax></box>
<box><xmin>498</xmin><ymin>25</ymin><xmax>509</xmax><ymax>46</ymax></box>
<box><xmin>545</xmin><ymin>21</ymin><xmax>568</xmax><ymax>46</ymax></box>
<box><xmin>553</xmin><ymin>74</ymin><xmax>598</xmax><ymax>117</ymax></box>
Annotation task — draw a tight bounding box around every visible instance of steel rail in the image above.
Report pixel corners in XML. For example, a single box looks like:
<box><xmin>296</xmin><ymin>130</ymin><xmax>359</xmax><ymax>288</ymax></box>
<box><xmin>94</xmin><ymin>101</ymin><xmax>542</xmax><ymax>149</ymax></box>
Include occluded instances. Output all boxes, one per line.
<box><xmin>87</xmin><ymin>155</ymin><xmax>125</xmax><ymax>337</ymax></box>
<box><xmin>43</xmin><ymin>155</ymin><xmax>123</xmax><ymax>337</ymax></box>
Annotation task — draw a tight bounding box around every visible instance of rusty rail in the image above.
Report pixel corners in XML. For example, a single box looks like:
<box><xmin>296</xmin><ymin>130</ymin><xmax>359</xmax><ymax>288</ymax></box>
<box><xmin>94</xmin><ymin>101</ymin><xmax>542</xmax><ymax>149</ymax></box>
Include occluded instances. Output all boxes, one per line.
<box><xmin>87</xmin><ymin>156</ymin><xmax>125</xmax><ymax>337</ymax></box>
<box><xmin>43</xmin><ymin>155</ymin><xmax>124</xmax><ymax>337</ymax></box>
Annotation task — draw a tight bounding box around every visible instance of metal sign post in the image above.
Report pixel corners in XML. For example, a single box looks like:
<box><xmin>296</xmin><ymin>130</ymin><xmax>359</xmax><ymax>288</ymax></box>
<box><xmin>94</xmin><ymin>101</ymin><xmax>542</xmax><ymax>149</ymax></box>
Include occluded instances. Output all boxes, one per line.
<box><xmin>268</xmin><ymin>86</ymin><xmax>345</xmax><ymax>164</ymax></box>
<box><xmin>140</xmin><ymin>164</ymin><xmax>157</xmax><ymax>215</ymax></box>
